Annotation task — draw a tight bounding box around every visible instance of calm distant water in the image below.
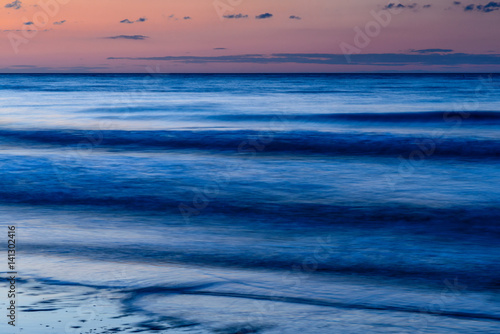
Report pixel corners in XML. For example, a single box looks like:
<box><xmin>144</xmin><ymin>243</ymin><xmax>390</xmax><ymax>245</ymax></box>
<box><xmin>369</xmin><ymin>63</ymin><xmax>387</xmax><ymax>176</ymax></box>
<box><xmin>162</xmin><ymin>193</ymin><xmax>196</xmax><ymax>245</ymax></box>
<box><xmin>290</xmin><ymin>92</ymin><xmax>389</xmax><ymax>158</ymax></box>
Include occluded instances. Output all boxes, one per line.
<box><xmin>0</xmin><ymin>74</ymin><xmax>499</xmax><ymax>333</ymax></box>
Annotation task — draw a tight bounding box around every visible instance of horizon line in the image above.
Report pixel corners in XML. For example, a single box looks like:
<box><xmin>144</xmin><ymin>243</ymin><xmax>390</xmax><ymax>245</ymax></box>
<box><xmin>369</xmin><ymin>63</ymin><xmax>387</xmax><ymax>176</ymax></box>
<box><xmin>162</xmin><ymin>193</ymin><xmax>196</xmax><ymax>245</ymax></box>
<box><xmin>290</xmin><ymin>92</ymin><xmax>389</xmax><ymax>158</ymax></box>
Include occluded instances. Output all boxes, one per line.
<box><xmin>0</xmin><ymin>72</ymin><xmax>498</xmax><ymax>75</ymax></box>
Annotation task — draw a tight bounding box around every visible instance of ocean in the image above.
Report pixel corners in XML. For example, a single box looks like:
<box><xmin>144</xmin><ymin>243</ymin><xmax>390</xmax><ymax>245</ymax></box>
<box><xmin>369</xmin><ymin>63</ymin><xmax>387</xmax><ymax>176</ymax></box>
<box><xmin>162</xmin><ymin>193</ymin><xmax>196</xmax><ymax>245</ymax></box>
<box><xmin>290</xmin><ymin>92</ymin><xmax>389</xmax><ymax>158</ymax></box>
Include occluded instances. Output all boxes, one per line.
<box><xmin>0</xmin><ymin>74</ymin><xmax>499</xmax><ymax>333</ymax></box>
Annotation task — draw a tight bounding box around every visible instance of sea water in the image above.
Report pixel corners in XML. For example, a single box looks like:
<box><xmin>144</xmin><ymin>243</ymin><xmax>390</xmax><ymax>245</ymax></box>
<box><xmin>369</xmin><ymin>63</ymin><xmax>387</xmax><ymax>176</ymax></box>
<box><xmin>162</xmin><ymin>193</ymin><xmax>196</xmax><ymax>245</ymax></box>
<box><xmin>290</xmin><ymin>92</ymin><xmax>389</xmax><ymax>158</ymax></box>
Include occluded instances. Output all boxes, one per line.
<box><xmin>0</xmin><ymin>74</ymin><xmax>499</xmax><ymax>333</ymax></box>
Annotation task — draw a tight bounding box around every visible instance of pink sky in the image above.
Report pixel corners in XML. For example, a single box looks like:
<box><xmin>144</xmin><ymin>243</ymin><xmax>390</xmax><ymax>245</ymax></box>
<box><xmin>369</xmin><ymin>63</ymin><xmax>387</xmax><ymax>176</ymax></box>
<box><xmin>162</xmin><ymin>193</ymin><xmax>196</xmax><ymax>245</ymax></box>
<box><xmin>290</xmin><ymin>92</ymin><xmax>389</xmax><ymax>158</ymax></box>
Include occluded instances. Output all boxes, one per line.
<box><xmin>0</xmin><ymin>0</ymin><xmax>499</xmax><ymax>72</ymax></box>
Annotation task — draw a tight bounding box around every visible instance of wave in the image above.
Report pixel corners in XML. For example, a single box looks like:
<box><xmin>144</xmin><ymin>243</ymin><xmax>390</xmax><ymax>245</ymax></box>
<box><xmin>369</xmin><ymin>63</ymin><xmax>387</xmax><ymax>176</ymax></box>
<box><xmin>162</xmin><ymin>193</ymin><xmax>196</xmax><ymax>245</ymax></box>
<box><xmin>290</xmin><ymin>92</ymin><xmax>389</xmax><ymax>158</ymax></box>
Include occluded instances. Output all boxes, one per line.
<box><xmin>1</xmin><ymin>128</ymin><xmax>499</xmax><ymax>158</ymax></box>
<box><xmin>0</xmin><ymin>187</ymin><xmax>500</xmax><ymax>236</ymax></box>
<box><xmin>11</xmin><ymin>276</ymin><xmax>500</xmax><ymax>328</ymax></box>
<box><xmin>1</xmin><ymin>184</ymin><xmax>499</xmax><ymax>237</ymax></box>
<box><xmin>210</xmin><ymin>111</ymin><xmax>500</xmax><ymax>124</ymax></box>
<box><xmin>79</xmin><ymin>103</ymin><xmax>221</xmax><ymax>114</ymax></box>
<box><xmin>12</xmin><ymin>241</ymin><xmax>500</xmax><ymax>292</ymax></box>
<box><xmin>128</xmin><ymin>289</ymin><xmax>500</xmax><ymax>322</ymax></box>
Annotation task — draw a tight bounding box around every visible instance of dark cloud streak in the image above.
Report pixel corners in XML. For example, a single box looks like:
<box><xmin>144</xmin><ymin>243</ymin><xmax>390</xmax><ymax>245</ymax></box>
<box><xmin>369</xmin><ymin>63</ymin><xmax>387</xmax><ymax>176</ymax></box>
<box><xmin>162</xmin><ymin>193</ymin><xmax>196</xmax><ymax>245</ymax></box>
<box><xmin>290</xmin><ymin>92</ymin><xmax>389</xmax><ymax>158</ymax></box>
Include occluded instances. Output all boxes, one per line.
<box><xmin>411</xmin><ymin>48</ymin><xmax>454</xmax><ymax>53</ymax></box>
<box><xmin>5</xmin><ymin>0</ymin><xmax>22</xmax><ymax>10</ymax></box>
<box><xmin>0</xmin><ymin>65</ymin><xmax>110</xmax><ymax>73</ymax></box>
<box><xmin>384</xmin><ymin>3</ymin><xmax>417</xmax><ymax>10</ymax></box>
<box><xmin>120</xmin><ymin>17</ymin><xmax>148</xmax><ymax>24</ymax></box>
<box><xmin>108</xmin><ymin>52</ymin><xmax>500</xmax><ymax>66</ymax></box>
<box><xmin>223</xmin><ymin>13</ymin><xmax>248</xmax><ymax>19</ymax></box>
<box><xmin>383</xmin><ymin>3</ymin><xmax>431</xmax><ymax>10</ymax></box>
<box><xmin>463</xmin><ymin>2</ymin><xmax>500</xmax><ymax>12</ymax></box>
<box><xmin>255</xmin><ymin>13</ymin><xmax>273</xmax><ymax>19</ymax></box>
<box><xmin>105</xmin><ymin>35</ymin><xmax>149</xmax><ymax>40</ymax></box>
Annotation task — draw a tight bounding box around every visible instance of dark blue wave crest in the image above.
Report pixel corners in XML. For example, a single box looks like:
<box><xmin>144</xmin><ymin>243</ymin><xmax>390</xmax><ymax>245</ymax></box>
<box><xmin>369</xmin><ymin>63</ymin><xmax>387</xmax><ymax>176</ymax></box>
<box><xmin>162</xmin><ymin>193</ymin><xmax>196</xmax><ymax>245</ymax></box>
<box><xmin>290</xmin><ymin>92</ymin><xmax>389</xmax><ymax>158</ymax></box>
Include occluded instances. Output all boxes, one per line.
<box><xmin>1</xmin><ymin>128</ymin><xmax>499</xmax><ymax>158</ymax></box>
<box><xmin>210</xmin><ymin>111</ymin><xmax>500</xmax><ymax>123</ymax></box>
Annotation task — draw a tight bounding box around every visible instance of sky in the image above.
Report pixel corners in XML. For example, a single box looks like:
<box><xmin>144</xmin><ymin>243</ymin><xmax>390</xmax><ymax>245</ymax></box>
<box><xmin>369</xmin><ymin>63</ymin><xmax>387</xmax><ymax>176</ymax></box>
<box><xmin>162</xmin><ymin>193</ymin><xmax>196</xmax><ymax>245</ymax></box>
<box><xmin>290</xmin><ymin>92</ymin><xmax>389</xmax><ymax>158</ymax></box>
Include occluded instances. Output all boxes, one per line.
<box><xmin>0</xmin><ymin>0</ymin><xmax>499</xmax><ymax>73</ymax></box>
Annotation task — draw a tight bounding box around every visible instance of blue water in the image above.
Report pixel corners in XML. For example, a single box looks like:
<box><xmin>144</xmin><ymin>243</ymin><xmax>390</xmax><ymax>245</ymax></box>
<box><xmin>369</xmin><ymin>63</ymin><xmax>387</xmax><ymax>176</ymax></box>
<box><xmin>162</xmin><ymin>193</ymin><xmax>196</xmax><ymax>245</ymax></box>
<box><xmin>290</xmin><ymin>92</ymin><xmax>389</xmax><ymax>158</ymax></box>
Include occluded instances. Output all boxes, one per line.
<box><xmin>0</xmin><ymin>74</ymin><xmax>499</xmax><ymax>333</ymax></box>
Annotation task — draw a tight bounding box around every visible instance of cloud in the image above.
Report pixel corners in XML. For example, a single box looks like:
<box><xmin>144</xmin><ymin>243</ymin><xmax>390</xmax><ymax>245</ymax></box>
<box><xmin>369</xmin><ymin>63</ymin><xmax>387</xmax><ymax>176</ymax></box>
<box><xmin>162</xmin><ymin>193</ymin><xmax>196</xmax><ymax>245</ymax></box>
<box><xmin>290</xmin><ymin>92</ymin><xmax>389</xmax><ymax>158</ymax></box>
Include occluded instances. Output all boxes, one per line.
<box><xmin>383</xmin><ymin>3</ymin><xmax>417</xmax><ymax>10</ymax></box>
<box><xmin>0</xmin><ymin>65</ymin><xmax>110</xmax><ymax>73</ymax></box>
<box><xmin>223</xmin><ymin>13</ymin><xmax>248</xmax><ymax>19</ymax></box>
<box><xmin>8</xmin><ymin>65</ymin><xmax>39</xmax><ymax>68</ymax></box>
<box><xmin>383</xmin><ymin>3</ymin><xmax>432</xmax><ymax>10</ymax></box>
<box><xmin>5</xmin><ymin>0</ymin><xmax>22</xmax><ymax>10</ymax></box>
<box><xmin>255</xmin><ymin>13</ymin><xmax>273</xmax><ymax>19</ymax></box>
<box><xmin>183</xmin><ymin>16</ymin><xmax>191</xmax><ymax>20</ymax></box>
<box><xmin>410</xmin><ymin>48</ymin><xmax>454</xmax><ymax>53</ymax></box>
<box><xmin>53</xmin><ymin>20</ymin><xmax>66</xmax><ymax>25</ymax></box>
<box><xmin>120</xmin><ymin>17</ymin><xmax>148</xmax><ymax>24</ymax></box>
<box><xmin>0</xmin><ymin>65</ymin><xmax>54</xmax><ymax>73</ymax></box>
<box><xmin>166</xmin><ymin>14</ymin><xmax>178</xmax><ymax>20</ymax></box>
<box><xmin>478</xmin><ymin>2</ymin><xmax>500</xmax><ymax>12</ymax></box>
<box><xmin>23</xmin><ymin>21</ymin><xmax>34</xmax><ymax>25</ymax></box>
<box><xmin>289</xmin><ymin>15</ymin><xmax>302</xmax><ymax>20</ymax></box>
<box><xmin>463</xmin><ymin>2</ymin><xmax>500</xmax><ymax>12</ymax></box>
<box><xmin>453</xmin><ymin>1</ymin><xmax>461</xmax><ymax>5</ymax></box>
<box><xmin>2</xmin><ymin>29</ymin><xmax>49</xmax><ymax>32</ymax></box>
<box><xmin>105</xmin><ymin>35</ymin><xmax>149</xmax><ymax>40</ymax></box>
<box><xmin>107</xmin><ymin>52</ymin><xmax>500</xmax><ymax>67</ymax></box>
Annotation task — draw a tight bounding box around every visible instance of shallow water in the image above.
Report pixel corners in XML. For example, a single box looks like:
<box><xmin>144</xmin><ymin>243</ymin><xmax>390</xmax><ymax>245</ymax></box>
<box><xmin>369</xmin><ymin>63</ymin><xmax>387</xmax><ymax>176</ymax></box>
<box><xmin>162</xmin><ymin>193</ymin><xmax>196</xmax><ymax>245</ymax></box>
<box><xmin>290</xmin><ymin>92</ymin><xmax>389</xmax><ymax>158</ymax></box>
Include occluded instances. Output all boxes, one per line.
<box><xmin>0</xmin><ymin>74</ymin><xmax>499</xmax><ymax>333</ymax></box>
